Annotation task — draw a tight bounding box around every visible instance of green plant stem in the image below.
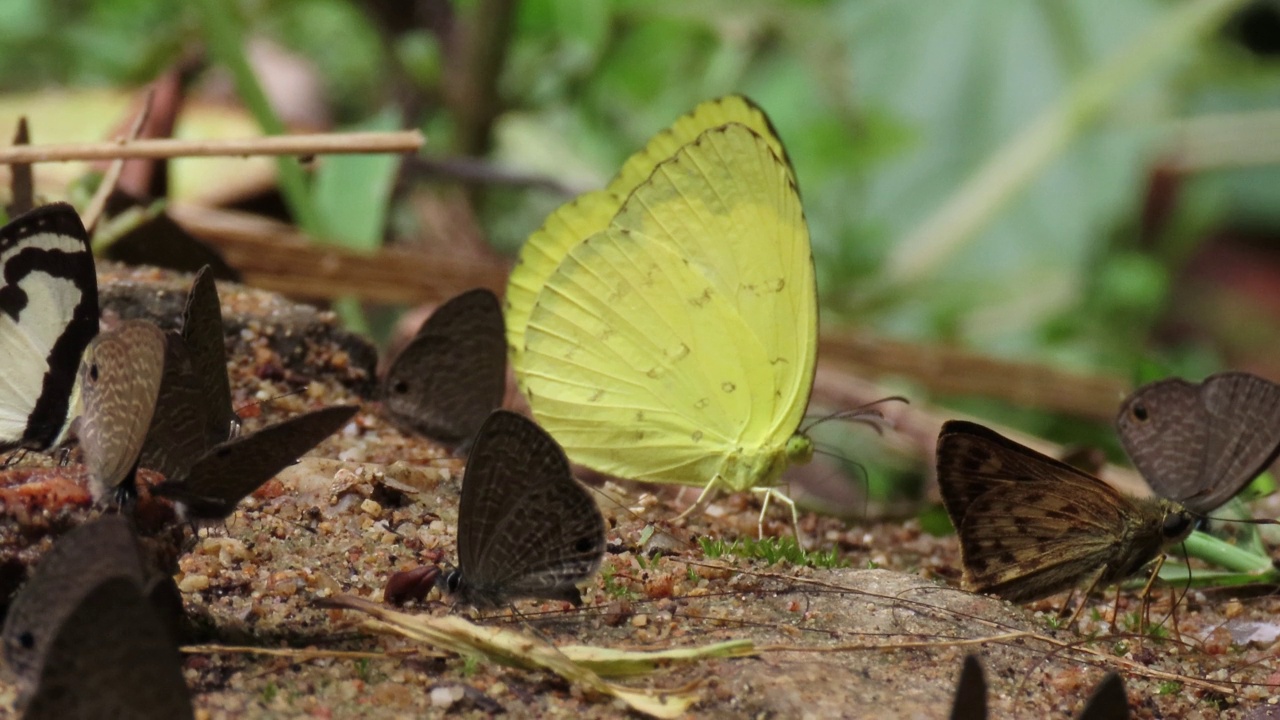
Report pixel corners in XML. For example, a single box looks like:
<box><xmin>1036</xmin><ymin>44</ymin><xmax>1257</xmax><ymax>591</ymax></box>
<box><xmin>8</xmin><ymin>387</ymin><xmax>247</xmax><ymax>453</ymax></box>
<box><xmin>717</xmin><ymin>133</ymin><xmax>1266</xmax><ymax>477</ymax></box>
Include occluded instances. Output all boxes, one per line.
<box><xmin>884</xmin><ymin>0</ymin><xmax>1249</xmax><ymax>288</ymax></box>
<box><xmin>194</xmin><ymin>0</ymin><xmax>321</xmax><ymax>235</ymax></box>
<box><xmin>194</xmin><ymin>0</ymin><xmax>368</xmax><ymax>332</ymax></box>
<box><xmin>1182</xmin><ymin>530</ymin><xmax>1274</xmax><ymax>573</ymax></box>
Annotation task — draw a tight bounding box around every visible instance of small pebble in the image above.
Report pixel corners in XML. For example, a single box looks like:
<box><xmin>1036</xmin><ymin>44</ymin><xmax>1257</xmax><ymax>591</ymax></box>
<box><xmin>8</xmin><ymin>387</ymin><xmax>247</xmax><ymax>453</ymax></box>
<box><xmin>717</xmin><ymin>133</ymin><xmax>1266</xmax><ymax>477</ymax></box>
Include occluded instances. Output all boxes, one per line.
<box><xmin>178</xmin><ymin>574</ymin><xmax>211</xmax><ymax>593</ymax></box>
<box><xmin>430</xmin><ymin>685</ymin><xmax>464</xmax><ymax>708</ymax></box>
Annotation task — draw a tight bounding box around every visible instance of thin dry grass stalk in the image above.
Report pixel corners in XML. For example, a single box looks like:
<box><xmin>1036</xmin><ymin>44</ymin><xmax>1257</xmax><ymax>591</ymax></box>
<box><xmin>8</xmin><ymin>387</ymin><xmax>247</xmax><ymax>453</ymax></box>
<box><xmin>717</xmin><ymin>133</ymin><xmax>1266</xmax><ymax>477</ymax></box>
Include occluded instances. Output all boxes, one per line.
<box><xmin>0</xmin><ymin>131</ymin><xmax>424</xmax><ymax>164</ymax></box>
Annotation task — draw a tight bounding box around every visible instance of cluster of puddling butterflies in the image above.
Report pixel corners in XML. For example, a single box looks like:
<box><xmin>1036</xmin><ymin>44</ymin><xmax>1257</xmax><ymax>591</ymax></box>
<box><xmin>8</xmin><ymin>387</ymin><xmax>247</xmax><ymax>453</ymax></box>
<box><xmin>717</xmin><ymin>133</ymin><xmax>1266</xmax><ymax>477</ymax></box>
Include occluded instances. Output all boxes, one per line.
<box><xmin>1</xmin><ymin>94</ymin><xmax>1276</xmax><ymax>716</ymax></box>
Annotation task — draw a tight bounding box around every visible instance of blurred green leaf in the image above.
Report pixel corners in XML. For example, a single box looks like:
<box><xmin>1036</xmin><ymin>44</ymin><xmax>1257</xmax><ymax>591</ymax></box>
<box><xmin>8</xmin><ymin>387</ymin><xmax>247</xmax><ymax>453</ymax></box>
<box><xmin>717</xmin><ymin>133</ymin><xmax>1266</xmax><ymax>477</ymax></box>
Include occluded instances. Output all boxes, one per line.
<box><xmin>313</xmin><ymin>109</ymin><xmax>403</xmax><ymax>252</ymax></box>
<box><xmin>918</xmin><ymin>505</ymin><xmax>956</xmax><ymax>537</ymax></box>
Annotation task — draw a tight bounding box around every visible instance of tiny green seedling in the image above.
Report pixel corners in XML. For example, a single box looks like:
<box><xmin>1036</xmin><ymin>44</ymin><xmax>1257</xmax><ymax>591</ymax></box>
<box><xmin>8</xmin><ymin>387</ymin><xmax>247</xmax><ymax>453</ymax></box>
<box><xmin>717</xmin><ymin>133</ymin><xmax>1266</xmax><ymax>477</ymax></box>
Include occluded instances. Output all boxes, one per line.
<box><xmin>600</xmin><ymin>565</ymin><xmax>638</xmax><ymax>600</ymax></box>
<box><xmin>698</xmin><ymin>536</ymin><xmax>849</xmax><ymax>569</ymax></box>
<box><xmin>1157</xmin><ymin>681</ymin><xmax>1182</xmax><ymax>695</ymax></box>
<box><xmin>461</xmin><ymin>654</ymin><xmax>480</xmax><ymax>677</ymax></box>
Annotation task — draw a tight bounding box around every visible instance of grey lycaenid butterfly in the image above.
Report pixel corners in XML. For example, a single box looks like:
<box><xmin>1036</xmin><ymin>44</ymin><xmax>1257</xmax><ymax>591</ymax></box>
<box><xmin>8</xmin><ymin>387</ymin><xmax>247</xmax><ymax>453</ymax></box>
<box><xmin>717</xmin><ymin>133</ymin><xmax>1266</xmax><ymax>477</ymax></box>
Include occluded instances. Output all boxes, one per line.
<box><xmin>1116</xmin><ymin>371</ymin><xmax>1280</xmax><ymax>514</ymax></box>
<box><xmin>382</xmin><ymin>288</ymin><xmax>506</xmax><ymax>449</ymax></box>
<box><xmin>439</xmin><ymin>410</ymin><xmax>605</xmax><ymax>607</ymax></box>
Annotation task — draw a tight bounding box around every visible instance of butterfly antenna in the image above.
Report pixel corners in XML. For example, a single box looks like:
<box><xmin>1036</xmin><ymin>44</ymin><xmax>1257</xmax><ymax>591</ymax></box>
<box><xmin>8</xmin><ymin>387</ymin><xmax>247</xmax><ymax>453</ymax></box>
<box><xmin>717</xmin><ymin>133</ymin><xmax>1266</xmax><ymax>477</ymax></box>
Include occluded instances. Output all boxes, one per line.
<box><xmin>1199</xmin><ymin>513</ymin><xmax>1280</xmax><ymax>526</ymax></box>
<box><xmin>801</xmin><ymin>395</ymin><xmax>908</xmax><ymax>434</ymax></box>
<box><xmin>2</xmin><ymin>449</ymin><xmax>28</xmax><ymax>468</ymax></box>
<box><xmin>809</xmin><ymin>445</ymin><xmax>873</xmax><ymax>520</ymax></box>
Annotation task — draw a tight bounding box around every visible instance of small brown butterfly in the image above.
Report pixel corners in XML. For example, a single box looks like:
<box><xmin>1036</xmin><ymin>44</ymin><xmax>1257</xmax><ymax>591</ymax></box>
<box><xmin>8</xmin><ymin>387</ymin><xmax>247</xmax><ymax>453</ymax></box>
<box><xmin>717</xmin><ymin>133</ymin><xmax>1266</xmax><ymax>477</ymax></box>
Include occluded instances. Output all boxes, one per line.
<box><xmin>1116</xmin><ymin>371</ymin><xmax>1280</xmax><ymax>514</ymax></box>
<box><xmin>381</xmin><ymin>288</ymin><xmax>506</xmax><ymax>450</ymax></box>
<box><xmin>936</xmin><ymin>421</ymin><xmax>1194</xmax><ymax>603</ymax></box>
<box><xmin>75</xmin><ymin>320</ymin><xmax>167</xmax><ymax>502</ymax></box>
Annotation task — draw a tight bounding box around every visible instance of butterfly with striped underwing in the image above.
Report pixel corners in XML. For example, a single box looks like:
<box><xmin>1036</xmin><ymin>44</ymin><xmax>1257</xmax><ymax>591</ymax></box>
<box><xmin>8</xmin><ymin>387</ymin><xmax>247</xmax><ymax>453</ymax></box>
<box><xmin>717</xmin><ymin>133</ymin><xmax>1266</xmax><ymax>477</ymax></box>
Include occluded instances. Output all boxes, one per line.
<box><xmin>73</xmin><ymin>319</ymin><xmax>167</xmax><ymax>502</ymax></box>
<box><xmin>139</xmin><ymin>264</ymin><xmax>237</xmax><ymax>481</ymax></box>
<box><xmin>0</xmin><ymin>203</ymin><xmax>98</xmax><ymax>455</ymax></box>
<box><xmin>438</xmin><ymin>410</ymin><xmax>606</xmax><ymax>608</ymax></box>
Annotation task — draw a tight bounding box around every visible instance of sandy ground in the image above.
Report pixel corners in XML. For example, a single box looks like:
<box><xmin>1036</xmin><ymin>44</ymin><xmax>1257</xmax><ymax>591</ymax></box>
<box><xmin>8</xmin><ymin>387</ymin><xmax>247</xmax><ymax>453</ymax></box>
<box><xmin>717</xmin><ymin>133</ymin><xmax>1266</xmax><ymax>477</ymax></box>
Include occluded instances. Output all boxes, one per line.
<box><xmin>1</xmin><ymin>266</ymin><xmax>1277</xmax><ymax>719</ymax></box>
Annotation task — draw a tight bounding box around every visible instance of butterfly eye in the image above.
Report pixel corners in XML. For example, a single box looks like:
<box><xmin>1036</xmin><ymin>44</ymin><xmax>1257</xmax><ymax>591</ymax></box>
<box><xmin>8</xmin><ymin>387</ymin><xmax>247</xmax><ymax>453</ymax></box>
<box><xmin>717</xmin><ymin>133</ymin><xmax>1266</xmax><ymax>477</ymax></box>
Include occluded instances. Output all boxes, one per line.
<box><xmin>1162</xmin><ymin>511</ymin><xmax>1192</xmax><ymax>539</ymax></box>
<box><xmin>18</xmin><ymin>630</ymin><xmax>34</xmax><ymax>649</ymax></box>
<box><xmin>88</xmin><ymin>363</ymin><xmax>99</xmax><ymax>382</ymax></box>
<box><xmin>392</xmin><ymin>380</ymin><xmax>409</xmax><ymax>395</ymax></box>
<box><xmin>1131</xmin><ymin>402</ymin><xmax>1149</xmax><ymax>422</ymax></box>
<box><xmin>574</xmin><ymin>537</ymin><xmax>597</xmax><ymax>553</ymax></box>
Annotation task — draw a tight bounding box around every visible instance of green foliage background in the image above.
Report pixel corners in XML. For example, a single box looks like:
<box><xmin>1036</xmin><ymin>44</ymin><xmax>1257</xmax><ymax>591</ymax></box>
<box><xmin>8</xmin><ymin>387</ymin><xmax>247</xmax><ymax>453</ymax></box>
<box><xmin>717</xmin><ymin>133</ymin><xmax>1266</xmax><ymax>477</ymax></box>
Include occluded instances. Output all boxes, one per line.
<box><xmin>3</xmin><ymin>0</ymin><xmax>1280</xmax><ymax>465</ymax></box>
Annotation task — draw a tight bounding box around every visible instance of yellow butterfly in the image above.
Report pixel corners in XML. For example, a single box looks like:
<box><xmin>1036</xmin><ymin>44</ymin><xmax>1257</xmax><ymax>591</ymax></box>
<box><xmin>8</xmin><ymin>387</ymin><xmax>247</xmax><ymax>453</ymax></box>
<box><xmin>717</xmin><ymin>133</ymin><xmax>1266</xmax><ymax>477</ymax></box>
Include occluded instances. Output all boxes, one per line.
<box><xmin>507</xmin><ymin>96</ymin><xmax>826</xmax><ymax>535</ymax></box>
<box><xmin>506</xmin><ymin>95</ymin><xmax>789</xmax><ymax>380</ymax></box>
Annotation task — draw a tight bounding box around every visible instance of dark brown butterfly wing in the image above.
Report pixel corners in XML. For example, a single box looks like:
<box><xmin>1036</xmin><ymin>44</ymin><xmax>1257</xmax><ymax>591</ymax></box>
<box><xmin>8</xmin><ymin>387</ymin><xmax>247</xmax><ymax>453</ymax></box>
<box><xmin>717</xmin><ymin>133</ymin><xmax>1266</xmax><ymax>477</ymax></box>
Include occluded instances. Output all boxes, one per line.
<box><xmin>1196</xmin><ymin>372</ymin><xmax>1280</xmax><ymax>511</ymax></box>
<box><xmin>383</xmin><ymin>288</ymin><xmax>506</xmax><ymax>447</ymax></box>
<box><xmin>181</xmin><ymin>265</ymin><xmax>235</xmax><ymax>447</ymax></box>
<box><xmin>1</xmin><ymin>516</ymin><xmax>147</xmax><ymax>697</ymax></box>
<box><xmin>154</xmin><ymin>405</ymin><xmax>357</xmax><ymax>519</ymax></box>
<box><xmin>936</xmin><ymin>421</ymin><xmax>1124</xmax><ymax>530</ymax></box>
<box><xmin>1076</xmin><ymin>672</ymin><xmax>1129</xmax><ymax>720</ymax></box>
<box><xmin>22</xmin><ymin>576</ymin><xmax>192</xmax><ymax>720</ymax></box>
<box><xmin>949</xmin><ymin>655</ymin><xmax>987</xmax><ymax>720</ymax></box>
<box><xmin>139</xmin><ymin>331</ymin><xmax>209</xmax><ymax>480</ymax></box>
<box><xmin>452</xmin><ymin>410</ymin><xmax>605</xmax><ymax>607</ymax></box>
<box><xmin>1116</xmin><ymin>377</ymin><xmax>1206</xmax><ymax>503</ymax></box>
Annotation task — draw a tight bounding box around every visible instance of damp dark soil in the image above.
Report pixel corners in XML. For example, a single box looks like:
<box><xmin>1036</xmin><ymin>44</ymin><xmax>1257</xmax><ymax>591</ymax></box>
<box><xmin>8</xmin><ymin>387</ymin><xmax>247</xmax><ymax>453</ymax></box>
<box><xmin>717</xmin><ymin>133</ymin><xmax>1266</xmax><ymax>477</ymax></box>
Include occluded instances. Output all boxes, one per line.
<box><xmin>1</xmin><ymin>265</ymin><xmax>1278</xmax><ymax>719</ymax></box>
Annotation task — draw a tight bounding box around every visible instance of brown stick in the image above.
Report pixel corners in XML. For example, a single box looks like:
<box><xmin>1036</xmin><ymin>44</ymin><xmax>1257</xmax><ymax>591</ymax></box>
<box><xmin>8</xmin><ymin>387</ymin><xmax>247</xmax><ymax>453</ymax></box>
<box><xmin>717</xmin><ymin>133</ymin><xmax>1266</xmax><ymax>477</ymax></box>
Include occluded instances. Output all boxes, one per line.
<box><xmin>7</xmin><ymin>118</ymin><xmax>32</xmax><ymax>215</ymax></box>
<box><xmin>0</xmin><ymin>131</ymin><xmax>424</xmax><ymax>164</ymax></box>
<box><xmin>168</xmin><ymin>204</ymin><xmax>507</xmax><ymax>305</ymax></box>
<box><xmin>820</xmin><ymin>329</ymin><xmax>1129</xmax><ymax>422</ymax></box>
<box><xmin>83</xmin><ymin>89</ymin><xmax>154</xmax><ymax>232</ymax></box>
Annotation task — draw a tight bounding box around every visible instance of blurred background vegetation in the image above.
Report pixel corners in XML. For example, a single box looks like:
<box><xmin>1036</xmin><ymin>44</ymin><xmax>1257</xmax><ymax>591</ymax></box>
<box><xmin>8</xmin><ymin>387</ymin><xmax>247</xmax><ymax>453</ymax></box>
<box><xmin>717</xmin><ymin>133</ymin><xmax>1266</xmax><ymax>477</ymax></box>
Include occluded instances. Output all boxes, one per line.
<box><xmin>3</xmin><ymin>0</ymin><xmax>1280</xmax><ymax>509</ymax></box>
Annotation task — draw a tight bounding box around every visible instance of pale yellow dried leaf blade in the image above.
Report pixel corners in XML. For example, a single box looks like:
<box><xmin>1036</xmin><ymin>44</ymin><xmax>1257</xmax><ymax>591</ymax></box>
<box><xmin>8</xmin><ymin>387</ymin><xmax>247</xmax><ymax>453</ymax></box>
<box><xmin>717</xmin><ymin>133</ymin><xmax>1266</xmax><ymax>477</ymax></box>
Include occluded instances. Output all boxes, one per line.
<box><xmin>559</xmin><ymin>639</ymin><xmax>755</xmax><ymax>678</ymax></box>
<box><xmin>327</xmin><ymin>596</ymin><xmax>698</xmax><ymax>718</ymax></box>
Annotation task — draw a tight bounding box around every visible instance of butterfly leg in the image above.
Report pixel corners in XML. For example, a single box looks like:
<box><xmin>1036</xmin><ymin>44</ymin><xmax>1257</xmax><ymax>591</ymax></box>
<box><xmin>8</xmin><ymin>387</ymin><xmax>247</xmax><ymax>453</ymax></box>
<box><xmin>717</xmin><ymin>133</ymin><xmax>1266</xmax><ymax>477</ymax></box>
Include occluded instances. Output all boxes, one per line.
<box><xmin>671</xmin><ymin>474</ymin><xmax>730</xmax><ymax>523</ymax></box>
<box><xmin>1</xmin><ymin>449</ymin><xmax>24</xmax><ymax>468</ymax></box>
<box><xmin>1135</xmin><ymin>555</ymin><xmax>1167</xmax><ymax>640</ymax></box>
<box><xmin>1065</xmin><ymin>567</ymin><xmax>1106</xmax><ymax>627</ymax></box>
<box><xmin>752</xmin><ymin>487</ymin><xmax>801</xmax><ymax>544</ymax></box>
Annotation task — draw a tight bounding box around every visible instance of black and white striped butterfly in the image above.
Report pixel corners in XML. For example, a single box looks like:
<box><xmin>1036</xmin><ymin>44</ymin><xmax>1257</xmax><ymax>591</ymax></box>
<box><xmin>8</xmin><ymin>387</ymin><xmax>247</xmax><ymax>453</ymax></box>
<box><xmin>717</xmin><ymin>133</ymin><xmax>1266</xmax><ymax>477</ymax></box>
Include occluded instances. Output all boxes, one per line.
<box><xmin>0</xmin><ymin>203</ymin><xmax>97</xmax><ymax>454</ymax></box>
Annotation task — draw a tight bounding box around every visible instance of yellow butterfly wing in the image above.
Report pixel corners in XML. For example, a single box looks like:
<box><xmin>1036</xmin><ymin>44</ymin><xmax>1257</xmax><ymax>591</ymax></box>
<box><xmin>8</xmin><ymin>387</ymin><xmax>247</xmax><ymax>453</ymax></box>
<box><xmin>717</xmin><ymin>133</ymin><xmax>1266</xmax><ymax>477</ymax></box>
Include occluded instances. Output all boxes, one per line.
<box><xmin>608</xmin><ymin>95</ymin><xmax>789</xmax><ymax>202</ymax></box>
<box><xmin>522</xmin><ymin>122</ymin><xmax>816</xmax><ymax>492</ymax></box>
<box><xmin>505</xmin><ymin>95</ymin><xmax>787</xmax><ymax>386</ymax></box>
<box><xmin>505</xmin><ymin>190</ymin><xmax>617</xmax><ymax>383</ymax></box>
